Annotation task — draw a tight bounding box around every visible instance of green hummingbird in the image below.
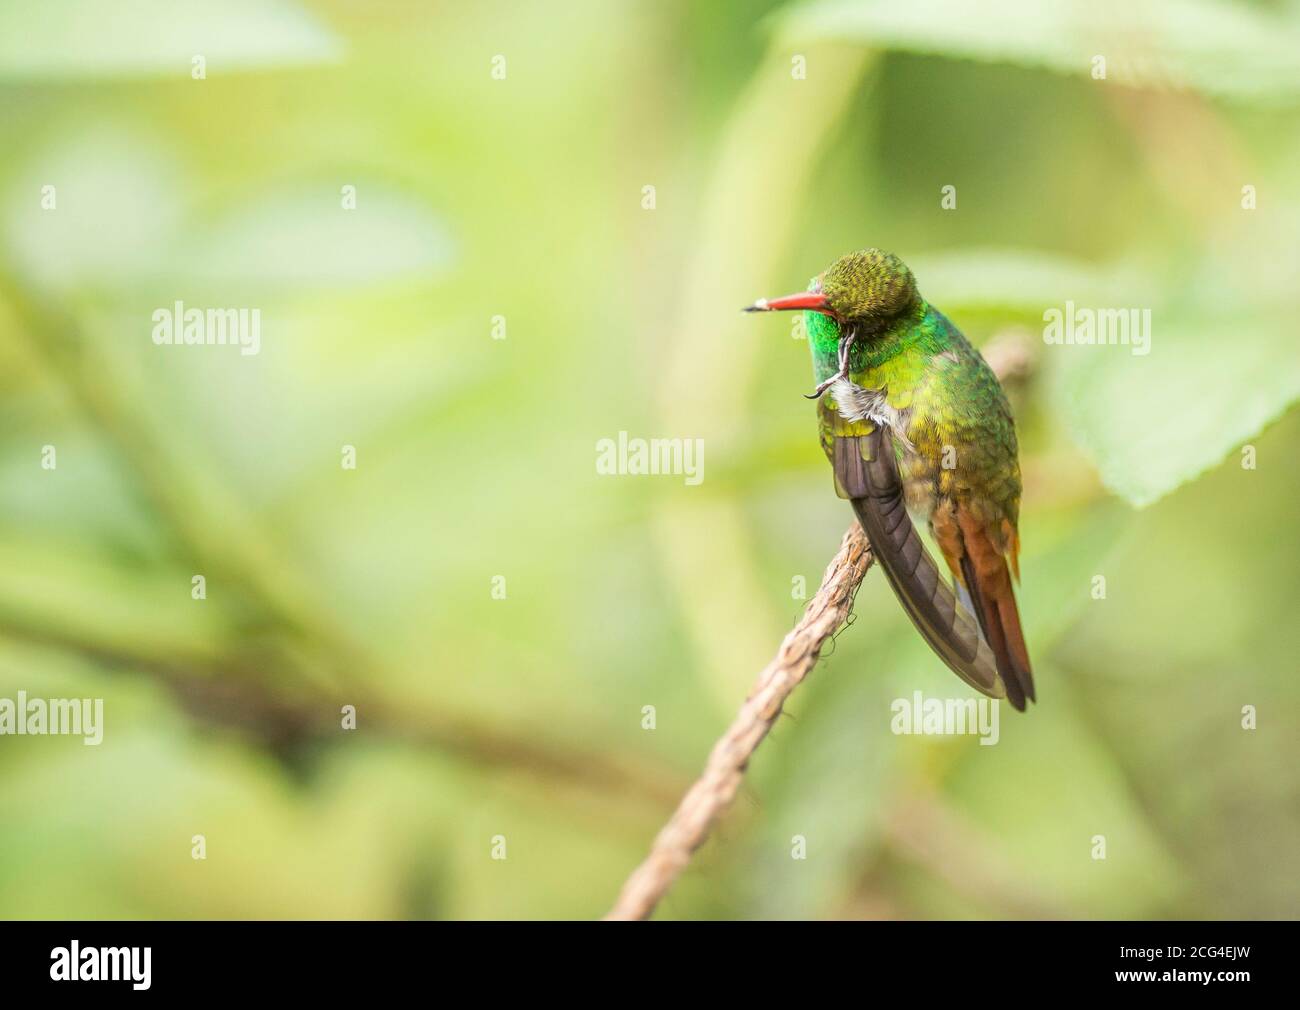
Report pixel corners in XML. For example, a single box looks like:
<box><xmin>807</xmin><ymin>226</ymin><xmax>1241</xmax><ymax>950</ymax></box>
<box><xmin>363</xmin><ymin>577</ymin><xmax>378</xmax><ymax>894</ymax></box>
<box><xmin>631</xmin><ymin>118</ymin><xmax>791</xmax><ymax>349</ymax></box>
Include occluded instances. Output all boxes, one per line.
<box><xmin>747</xmin><ymin>249</ymin><xmax>1034</xmax><ymax>710</ymax></box>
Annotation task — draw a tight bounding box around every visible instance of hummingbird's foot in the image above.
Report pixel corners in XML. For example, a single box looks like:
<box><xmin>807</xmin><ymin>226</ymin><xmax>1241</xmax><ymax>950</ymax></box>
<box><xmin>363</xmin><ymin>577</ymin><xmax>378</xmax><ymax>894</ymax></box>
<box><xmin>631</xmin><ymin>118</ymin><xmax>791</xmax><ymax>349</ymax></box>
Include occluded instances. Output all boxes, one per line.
<box><xmin>803</xmin><ymin>326</ymin><xmax>858</xmax><ymax>400</ymax></box>
<box><xmin>804</xmin><ymin>373</ymin><xmax>842</xmax><ymax>399</ymax></box>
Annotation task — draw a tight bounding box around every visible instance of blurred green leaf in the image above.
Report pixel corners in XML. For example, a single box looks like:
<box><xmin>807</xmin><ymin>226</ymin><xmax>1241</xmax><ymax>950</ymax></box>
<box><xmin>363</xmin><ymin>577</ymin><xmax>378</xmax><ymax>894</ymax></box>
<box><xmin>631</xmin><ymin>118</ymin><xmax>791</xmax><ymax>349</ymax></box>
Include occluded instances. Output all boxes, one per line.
<box><xmin>2</xmin><ymin>125</ymin><xmax>185</xmax><ymax>291</ymax></box>
<box><xmin>0</xmin><ymin>0</ymin><xmax>341</xmax><ymax>80</ymax></box>
<box><xmin>777</xmin><ymin>0</ymin><xmax>1300</xmax><ymax>102</ymax></box>
<box><xmin>1051</xmin><ymin>319</ymin><xmax>1300</xmax><ymax>507</ymax></box>
<box><xmin>169</xmin><ymin>184</ymin><xmax>455</xmax><ymax>290</ymax></box>
<box><xmin>912</xmin><ymin>248</ymin><xmax>1143</xmax><ymax>314</ymax></box>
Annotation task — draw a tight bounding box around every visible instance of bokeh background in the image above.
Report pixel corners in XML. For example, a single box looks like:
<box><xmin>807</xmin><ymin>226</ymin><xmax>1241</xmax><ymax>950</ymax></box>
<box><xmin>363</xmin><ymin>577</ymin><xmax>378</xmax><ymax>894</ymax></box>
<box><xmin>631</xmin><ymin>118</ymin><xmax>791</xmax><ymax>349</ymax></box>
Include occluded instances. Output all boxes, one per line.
<box><xmin>1</xmin><ymin>0</ymin><xmax>1297</xmax><ymax>920</ymax></box>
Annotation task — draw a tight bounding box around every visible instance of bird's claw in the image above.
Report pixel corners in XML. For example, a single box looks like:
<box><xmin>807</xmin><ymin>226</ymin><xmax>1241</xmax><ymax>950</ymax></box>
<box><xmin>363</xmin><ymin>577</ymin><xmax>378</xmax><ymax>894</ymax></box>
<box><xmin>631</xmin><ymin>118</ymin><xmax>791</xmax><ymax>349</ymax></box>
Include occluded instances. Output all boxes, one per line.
<box><xmin>804</xmin><ymin>373</ymin><xmax>842</xmax><ymax>399</ymax></box>
<box><xmin>803</xmin><ymin>326</ymin><xmax>857</xmax><ymax>400</ymax></box>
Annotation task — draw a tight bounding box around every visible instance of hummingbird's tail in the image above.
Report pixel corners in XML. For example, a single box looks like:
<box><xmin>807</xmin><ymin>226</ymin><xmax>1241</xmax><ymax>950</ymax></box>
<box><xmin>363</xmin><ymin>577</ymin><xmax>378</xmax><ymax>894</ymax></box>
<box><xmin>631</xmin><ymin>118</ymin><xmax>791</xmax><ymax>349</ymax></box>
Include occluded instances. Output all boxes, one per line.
<box><xmin>834</xmin><ymin>429</ymin><xmax>1008</xmax><ymax>703</ymax></box>
<box><xmin>953</xmin><ymin>517</ymin><xmax>1036</xmax><ymax>711</ymax></box>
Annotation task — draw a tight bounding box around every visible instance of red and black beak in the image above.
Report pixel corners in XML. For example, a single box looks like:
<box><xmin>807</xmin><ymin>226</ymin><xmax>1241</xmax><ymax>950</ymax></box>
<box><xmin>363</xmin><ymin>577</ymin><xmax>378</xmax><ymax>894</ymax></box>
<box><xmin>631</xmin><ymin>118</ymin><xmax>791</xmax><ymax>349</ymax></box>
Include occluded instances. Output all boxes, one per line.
<box><xmin>744</xmin><ymin>291</ymin><xmax>836</xmax><ymax>317</ymax></box>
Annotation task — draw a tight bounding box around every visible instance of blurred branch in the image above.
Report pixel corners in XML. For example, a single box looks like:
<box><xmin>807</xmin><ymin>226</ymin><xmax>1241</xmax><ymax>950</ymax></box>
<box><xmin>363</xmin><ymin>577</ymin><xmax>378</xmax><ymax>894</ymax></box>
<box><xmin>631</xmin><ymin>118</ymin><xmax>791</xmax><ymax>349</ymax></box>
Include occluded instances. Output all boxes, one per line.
<box><xmin>0</xmin><ymin>268</ymin><xmax>351</xmax><ymax>694</ymax></box>
<box><xmin>0</xmin><ymin>604</ymin><xmax>691</xmax><ymax>808</ymax></box>
<box><xmin>0</xmin><ymin>265</ymin><xmax>690</xmax><ymax>807</ymax></box>
<box><xmin>605</xmin><ymin>337</ymin><xmax>1031</xmax><ymax>920</ymax></box>
<box><xmin>979</xmin><ymin>328</ymin><xmax>1035</xmax><ymax>383</ymax></box>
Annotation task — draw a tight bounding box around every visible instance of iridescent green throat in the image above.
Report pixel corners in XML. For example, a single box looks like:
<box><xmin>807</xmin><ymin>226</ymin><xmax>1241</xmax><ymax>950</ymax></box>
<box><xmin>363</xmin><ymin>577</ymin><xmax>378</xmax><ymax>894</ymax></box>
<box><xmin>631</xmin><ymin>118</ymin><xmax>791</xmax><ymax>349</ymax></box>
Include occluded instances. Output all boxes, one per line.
<box><xmin>805</xmin><ymin>301</ymin><xmax>946</xmax><ymax>383</ymax></box>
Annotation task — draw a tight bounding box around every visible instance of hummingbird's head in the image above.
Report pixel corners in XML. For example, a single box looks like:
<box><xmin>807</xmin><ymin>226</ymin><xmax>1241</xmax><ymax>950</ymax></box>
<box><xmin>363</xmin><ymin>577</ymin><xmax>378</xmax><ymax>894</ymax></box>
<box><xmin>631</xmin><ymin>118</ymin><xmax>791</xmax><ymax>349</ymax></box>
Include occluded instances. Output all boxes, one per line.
<box><xmin>745</xmin><ymin>248</ymin><xmax>918</xmax><ymax>330</ymax></box>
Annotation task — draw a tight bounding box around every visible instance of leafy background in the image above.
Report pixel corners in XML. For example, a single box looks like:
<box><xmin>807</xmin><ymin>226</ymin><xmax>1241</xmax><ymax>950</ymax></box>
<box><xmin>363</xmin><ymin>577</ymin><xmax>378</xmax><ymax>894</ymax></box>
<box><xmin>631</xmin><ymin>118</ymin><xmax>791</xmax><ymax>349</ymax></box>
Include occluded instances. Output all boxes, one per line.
<box><xmin>0</xmin><ymin>0</ymin><xmax>1297</xmax><ymax>919</ymax></box>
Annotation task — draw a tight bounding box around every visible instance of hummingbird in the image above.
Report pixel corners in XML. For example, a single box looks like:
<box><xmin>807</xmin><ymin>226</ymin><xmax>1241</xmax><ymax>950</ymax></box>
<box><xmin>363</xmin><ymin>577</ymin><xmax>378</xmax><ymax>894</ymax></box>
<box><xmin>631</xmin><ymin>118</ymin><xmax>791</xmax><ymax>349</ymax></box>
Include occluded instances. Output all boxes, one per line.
<box><xmin>747</xmin><ymin>249</ymin><xmax>1034</xmax><ymax>709</ymax></box>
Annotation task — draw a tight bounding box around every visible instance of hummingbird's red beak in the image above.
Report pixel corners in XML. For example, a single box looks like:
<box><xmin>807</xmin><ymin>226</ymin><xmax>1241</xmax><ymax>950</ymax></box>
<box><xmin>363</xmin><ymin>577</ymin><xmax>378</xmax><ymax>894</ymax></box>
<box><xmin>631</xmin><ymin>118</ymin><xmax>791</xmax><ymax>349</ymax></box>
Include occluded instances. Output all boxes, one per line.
<box><xmin>744</xmin><ymin>291</ymin><xmax>834</xmax><ymax>316</ymax></box>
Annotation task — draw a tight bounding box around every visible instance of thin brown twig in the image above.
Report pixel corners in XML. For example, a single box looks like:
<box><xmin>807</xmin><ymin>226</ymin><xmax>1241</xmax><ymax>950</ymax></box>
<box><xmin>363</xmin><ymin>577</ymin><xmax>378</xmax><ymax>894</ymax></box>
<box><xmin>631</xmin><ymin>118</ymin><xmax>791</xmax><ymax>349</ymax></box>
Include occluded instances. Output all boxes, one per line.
<box><xmin>604</xmin><ymin>523</ymin><xmax>873</xmax><ymax>920</ymax></box>
<box><xmin>604</xmin><ymin>334</ymin><xmax>1031</xmax><ymax>921</ymax></box>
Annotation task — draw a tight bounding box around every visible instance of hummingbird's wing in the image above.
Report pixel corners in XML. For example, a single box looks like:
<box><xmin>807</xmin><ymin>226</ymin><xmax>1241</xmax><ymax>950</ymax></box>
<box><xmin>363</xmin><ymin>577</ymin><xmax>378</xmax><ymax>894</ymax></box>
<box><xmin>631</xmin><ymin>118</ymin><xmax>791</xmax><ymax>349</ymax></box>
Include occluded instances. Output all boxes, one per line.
<box><xmin>832</xmin><ymin>426</ymin><xmax>1006</xmax><ymax>701</ymax></box>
